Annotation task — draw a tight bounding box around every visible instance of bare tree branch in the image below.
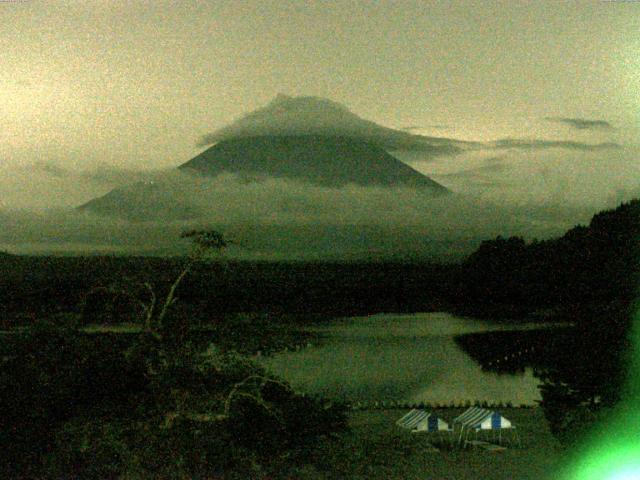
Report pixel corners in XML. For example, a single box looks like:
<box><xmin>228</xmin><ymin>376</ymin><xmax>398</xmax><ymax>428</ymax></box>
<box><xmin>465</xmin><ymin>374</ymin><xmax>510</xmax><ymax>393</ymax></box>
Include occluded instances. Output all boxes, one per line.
<box><xmin>224</xmin><ymin>374</ymin><xmax>291</xmax><ymax>417</ymax></box>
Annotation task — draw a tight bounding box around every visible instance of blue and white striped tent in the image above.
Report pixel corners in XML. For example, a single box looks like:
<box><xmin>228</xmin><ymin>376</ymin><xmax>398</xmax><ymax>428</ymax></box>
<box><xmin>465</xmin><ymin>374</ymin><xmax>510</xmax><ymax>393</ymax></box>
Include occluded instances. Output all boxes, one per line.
<box><xmin>396</xmin><ymin>409</ymin><xmax>452</xmax><ymax>433</ymax></box>
<box><xmin>452</xmin><ymin>407</ymin><xmax>519</xmax><ymax>447</ymax></box>
<box><xmin>453</xmin><ymin>406</ymin><xmax>512</xmax><ymax>430</ymax></box>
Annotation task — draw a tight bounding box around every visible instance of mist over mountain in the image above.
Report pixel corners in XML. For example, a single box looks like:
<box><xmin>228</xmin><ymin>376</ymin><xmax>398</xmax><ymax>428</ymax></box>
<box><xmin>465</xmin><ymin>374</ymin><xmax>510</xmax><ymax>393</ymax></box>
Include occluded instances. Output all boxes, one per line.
<box><xmin>0</xmin><ymin>162</ymin><xmax>165</xmax><ymax>210</ymax></box>
<box><xmin>197</xmin><ymin>94</ymin><xmax>620</xmax><ymax>156</ymax></box>
<box><xmin>2</xmin><ymin>178</ymin><xmax>592</xmax><ymax>260</ymax></box>
<box><xmin>198</xmin><ymin>94</ymin><xmax>472</xmax><ymax>156</ymax></box>
<box><xmin>77</xmin><ymin>170</ymin><xmax>451</xmax><ymax>224</ymax></box>
<box><xmin>79</xmin><ymin>96</ymin><xmax>451</xmax><ymax>220</ymax></box>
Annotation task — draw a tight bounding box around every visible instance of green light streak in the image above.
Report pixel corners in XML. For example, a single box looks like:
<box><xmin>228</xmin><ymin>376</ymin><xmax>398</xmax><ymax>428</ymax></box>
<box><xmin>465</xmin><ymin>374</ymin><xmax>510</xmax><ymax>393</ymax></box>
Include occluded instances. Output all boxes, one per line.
<box><xmin>563</xmin><ymin>307</ymin><xmax>640</xmax><ymax>480</ymax></box>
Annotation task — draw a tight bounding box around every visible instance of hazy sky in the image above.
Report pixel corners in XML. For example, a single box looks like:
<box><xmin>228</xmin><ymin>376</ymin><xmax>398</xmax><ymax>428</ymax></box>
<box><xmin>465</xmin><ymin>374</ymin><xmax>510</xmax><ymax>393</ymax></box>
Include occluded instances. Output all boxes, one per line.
<box><xmin>1</xmin><ymin>0</ymin><xmax>638</xmax><ymax>171</ymax></box>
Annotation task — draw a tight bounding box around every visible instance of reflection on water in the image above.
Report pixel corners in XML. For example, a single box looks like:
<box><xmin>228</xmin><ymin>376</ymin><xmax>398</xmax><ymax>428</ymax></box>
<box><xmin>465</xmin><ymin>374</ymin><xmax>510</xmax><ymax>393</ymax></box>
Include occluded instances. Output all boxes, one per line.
<box><xmin>258</xmin><ymin>312</ymin><xmax>542</xmax><ymax>405</ymax></box>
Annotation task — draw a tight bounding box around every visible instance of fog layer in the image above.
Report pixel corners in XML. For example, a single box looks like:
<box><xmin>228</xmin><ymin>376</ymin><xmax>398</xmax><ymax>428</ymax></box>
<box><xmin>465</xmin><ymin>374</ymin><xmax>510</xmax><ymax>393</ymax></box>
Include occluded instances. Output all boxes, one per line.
<box><xmin>0</xmin><ymin>169</ymin><xmax>604</xmax><ymax>260</ymax></box>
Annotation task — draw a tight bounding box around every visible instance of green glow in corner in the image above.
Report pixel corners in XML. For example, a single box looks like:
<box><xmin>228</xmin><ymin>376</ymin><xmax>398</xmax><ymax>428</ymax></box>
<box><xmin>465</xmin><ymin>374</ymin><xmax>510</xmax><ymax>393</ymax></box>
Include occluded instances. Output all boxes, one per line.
<box><xmin>569</xmin><ymin>440</ymin><xmax>640</xmax><ymax>480</ymax></box>
<box><xmin>609</xmin><ymin>467</ymin><xmax>640</xmax><ymax>480</ymax></box>
<box><xmin>563</xmin><ymin>307</ymin><xmax>640</xmax><ymax>480</ymax></box>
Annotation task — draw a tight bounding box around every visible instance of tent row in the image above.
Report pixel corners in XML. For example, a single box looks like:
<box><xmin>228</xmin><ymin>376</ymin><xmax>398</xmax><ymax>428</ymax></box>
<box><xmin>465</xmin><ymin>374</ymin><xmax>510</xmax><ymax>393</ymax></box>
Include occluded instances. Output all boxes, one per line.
<box><xmin>396</xmin><ymin>407</ymin><xmax>521</xmax><ymax>447</ymax></box>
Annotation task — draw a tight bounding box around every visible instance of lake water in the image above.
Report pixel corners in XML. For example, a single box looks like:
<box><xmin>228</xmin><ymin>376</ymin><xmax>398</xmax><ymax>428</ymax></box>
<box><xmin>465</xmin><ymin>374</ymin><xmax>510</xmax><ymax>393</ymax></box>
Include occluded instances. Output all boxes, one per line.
<box><xmin>258</xmin><ymin>312</ymin><xmax>545</xmax><ymax>405</ymax></box>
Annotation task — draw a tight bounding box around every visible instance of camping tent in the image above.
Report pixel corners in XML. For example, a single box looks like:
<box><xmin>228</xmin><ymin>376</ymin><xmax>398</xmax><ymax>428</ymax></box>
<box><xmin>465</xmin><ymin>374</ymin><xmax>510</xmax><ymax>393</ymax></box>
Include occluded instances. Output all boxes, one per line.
<box><xmin>396</xmin><ymin>409</ymin><xmax>453</xmax><ymax>445</ymax></box>
<box><xmin>452</xmin><ymin>406</ymin><xmax>520</xmax><ymax>447</ymax></box>
<box><xmin>397</xmin><ymin>409</ymin><xmax>451</xmax><ymax>433</ymax></box>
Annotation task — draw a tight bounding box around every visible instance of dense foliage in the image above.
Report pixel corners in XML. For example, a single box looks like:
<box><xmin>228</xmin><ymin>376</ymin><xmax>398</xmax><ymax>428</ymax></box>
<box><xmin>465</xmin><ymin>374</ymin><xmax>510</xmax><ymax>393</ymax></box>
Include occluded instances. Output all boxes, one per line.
<box><xmin>0</xmin><ymin>230</ymin><xmax>348</xmax><ymax>478</ymax></box>
<box><xmin>1</xmin><ymin>322</ymin><xmax>346</xmax><ymax>478</ymax></box>
<box><xmin>0</xmin><ymin>320</ymin><xmax>145</xmax><ymax>477</ymax></box>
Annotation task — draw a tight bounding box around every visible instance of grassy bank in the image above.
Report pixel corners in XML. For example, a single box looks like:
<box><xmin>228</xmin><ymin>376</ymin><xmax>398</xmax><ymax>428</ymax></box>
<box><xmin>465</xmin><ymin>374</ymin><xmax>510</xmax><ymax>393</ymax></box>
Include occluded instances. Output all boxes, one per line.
<box><xmin>303</xmin><ymin>407</ymin><xmax>564</xmax><ymax>480</ymax></box>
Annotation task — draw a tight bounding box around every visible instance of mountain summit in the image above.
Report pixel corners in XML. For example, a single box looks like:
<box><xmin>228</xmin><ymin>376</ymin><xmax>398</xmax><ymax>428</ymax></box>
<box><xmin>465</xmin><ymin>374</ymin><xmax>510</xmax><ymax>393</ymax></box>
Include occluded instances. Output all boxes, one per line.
<box><xmin>198</xmin><ymin>94</ymin><xmax>468</xmax><ymax>155</ymax></box>
<box><xmin>184</xmin><ymin>94</ymin><xmax>452</xmax><ymax>191</ymax></box>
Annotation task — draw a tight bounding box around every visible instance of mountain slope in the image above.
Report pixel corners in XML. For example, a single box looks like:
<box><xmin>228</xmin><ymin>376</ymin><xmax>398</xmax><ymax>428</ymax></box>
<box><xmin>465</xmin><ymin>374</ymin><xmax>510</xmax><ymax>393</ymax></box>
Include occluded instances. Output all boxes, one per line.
<box><xmin>78</xmin><ymin>180</ymin><xmax>202</xmax><ymax>221</ymax></box>
<box><xmin>180</xmin><ymin>135</ymin><xmax>449</xmax><ymax>191</ymax></box>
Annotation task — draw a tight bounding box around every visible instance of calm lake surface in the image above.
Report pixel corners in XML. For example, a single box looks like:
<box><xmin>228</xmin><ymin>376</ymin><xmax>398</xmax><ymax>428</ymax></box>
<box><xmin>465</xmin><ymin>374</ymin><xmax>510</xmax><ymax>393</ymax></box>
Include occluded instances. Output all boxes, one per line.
<box><xmin>258</xmin><ymin>312</ymin><xmax>546</xmax><ymax>405</ymax></box>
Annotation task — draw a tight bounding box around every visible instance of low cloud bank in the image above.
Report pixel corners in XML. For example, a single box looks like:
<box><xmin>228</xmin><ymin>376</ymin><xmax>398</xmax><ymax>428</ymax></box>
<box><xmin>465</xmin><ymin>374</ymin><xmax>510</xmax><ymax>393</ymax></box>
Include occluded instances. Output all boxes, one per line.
<box><xmin>0</xmin><ymin>162</ymin><xmax>166</xmax><ymax>210</ymax></box>
<box><xmin>2</xmin><ymin>142</ymin><xmax>638</xmax><ymax>259</ymax></box>
<box><xmin>0</xmin><ymin>171</ymin><xmax>602</xmax><ymax>260</ymax></box>
<box><xmin>405</xmin><ymin>145</ymin><xmax>640</xmax><ymax>210</ymax></box>
<box><xmin>544</xmin><ymin>117</ymin><xmax>613</xmax><ymax>130</ymax></box>
<box><xmin>489</xmin><ymin>138</ymin><xmax>620</xmax><ymax>152</ymax></box>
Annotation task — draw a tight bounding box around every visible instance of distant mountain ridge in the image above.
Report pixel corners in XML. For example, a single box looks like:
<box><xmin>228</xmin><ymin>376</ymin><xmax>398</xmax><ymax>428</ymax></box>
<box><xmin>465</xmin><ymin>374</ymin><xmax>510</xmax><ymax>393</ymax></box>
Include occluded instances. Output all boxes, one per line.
<box><xmin>180</xmin><ymin>135</ymin><xmax>449</xmax><ymax>190</ymax></box>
